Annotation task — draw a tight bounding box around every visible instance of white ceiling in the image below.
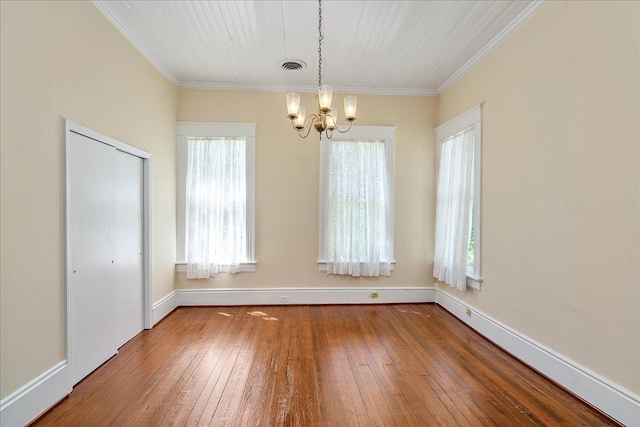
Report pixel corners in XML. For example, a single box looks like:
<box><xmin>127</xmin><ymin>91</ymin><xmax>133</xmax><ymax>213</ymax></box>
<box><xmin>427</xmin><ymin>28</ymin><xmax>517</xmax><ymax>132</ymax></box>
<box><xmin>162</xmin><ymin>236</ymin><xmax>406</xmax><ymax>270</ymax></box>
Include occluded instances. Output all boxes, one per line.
<box><xmin>93</xmin><ymin>0</ymin><xmax>547</xmax><ymax>95</ymax></box>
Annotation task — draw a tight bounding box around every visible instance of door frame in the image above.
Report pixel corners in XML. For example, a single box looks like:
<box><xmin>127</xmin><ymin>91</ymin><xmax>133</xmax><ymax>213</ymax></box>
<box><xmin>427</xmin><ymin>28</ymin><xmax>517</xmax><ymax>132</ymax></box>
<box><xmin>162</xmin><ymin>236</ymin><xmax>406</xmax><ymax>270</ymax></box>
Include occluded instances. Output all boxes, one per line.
<box><xmin>64</xmin><ymin>119</ymin><xmax>153</xmax><ymax>391</ymax></box>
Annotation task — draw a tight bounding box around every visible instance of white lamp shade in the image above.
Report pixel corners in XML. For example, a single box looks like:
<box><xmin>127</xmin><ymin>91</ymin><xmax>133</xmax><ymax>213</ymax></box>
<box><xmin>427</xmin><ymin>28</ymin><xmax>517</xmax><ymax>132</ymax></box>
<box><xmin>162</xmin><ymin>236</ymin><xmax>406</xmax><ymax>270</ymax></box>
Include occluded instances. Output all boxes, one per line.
<box><xmin>344</xmin><ymin>95</ymin><xmax>357</xmax><ymax>120</ymax></box>
<box><xmin>326</xmin><ymin>112</ymin><xmax>336</xmax><ymax>130</ymax></box>
<box><xmin>287</xmin><ymin>92</ymin><xmax>300</xmax><ymax>117</ymax></box>
<box><xmin>293</xmin><ymin>106</ymin><xmax>306</xmax><ymax>129</ymax></box>
<box><xmin>318</xmin><ymin>85</ymin><xmax>333</xmax><ymax>110</ymax></box>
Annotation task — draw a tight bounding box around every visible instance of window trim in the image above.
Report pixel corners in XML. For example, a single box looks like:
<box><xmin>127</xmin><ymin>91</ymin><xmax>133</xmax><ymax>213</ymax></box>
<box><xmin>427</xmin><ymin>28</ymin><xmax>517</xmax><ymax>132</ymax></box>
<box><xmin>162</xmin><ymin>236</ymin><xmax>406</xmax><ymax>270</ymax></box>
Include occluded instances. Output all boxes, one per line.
<box><xmin>175</xmin><ymin>122</ymin><xmax>256</xmax><ymax>272</ymax></box>
<box><xmin>318</xmin><ymin>125</ymin><xmax>397</xmax><ymax>272</ymax></box>
<box><xmin>435</xmin><ymin>105</ymin><xmax>482</xmax><ymax>291</ymax></box>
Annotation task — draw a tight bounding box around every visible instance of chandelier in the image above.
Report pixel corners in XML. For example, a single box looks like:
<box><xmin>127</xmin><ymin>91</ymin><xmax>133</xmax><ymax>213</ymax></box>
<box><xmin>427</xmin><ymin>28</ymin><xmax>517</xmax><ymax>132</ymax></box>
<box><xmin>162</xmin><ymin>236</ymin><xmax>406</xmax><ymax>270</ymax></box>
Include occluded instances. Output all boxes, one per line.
<box><xmin>285</xmin><ymin>0</ymin><xmax>357</xmax><ymax>140</ymax></box>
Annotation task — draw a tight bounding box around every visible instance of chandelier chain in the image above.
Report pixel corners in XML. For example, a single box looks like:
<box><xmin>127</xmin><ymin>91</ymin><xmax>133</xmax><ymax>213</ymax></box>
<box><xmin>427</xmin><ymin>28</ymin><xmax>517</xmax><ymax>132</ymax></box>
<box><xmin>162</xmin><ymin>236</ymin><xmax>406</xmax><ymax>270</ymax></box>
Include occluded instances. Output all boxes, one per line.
<box><xmin>318</xmin><ymin>0</ymin><xmax>323</xmax><ymax>87</ymax></box>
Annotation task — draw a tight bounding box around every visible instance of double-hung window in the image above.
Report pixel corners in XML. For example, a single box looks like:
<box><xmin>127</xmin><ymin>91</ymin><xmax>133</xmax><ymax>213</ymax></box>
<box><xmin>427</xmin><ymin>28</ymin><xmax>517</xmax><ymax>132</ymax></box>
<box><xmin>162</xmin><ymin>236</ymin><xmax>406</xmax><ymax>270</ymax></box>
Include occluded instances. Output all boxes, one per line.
<box><xmin>319</xmin><ymin>126</ymin><xmax>396</xmax><ymax>277</ymax></box>
<box><xmin>176</xmin><ymin>122</ymin><xmax>256</xmax><ymax>278</ymax></box>
<box><xmin>434</xmin><ymin>105</ymin><xmax>482</xmax><ymax>291</ymax></box>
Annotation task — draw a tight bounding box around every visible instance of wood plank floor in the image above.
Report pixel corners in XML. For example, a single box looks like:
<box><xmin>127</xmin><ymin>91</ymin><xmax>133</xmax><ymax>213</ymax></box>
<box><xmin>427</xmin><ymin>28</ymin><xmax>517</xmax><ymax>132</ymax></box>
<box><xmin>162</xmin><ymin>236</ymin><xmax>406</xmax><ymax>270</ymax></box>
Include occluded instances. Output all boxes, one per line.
<box><xmin>33</xmin><ymin>304</ymin><xmax>617</xmax><ymax>426</ymax></box>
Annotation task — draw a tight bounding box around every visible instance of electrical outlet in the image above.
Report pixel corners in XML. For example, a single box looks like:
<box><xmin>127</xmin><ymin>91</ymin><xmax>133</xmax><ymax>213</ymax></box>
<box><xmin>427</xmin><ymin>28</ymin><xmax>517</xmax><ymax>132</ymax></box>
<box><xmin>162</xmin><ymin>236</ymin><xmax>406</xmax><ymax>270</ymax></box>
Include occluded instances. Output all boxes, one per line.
<box><xmin>369</xmin><ymin>290</ymin><xmax>379</xmax><ymax>298</ymax></box>
<box><xmin>280</xmin><ymin>296</ymin><xmax>289</xmax><ymax>303</ymax></box>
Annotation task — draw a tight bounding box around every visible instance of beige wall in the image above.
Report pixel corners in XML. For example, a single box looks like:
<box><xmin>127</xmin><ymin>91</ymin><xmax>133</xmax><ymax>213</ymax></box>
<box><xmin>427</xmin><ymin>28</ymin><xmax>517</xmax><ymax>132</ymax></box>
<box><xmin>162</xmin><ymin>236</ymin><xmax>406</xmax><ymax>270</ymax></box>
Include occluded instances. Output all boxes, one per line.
<box><xmin>437</xmin><ymin>1</ymin><xmax>639</xmax><ymax>394</ymax></box>
<box><xmin>176</xmin><ymin>90</ymin><xmax>436</xmax><ymax>289</ymax></box>
<box><xmin>0</xmin><ymin>1</ymin><xmax>177</xmax><ymax>399</ymax></box>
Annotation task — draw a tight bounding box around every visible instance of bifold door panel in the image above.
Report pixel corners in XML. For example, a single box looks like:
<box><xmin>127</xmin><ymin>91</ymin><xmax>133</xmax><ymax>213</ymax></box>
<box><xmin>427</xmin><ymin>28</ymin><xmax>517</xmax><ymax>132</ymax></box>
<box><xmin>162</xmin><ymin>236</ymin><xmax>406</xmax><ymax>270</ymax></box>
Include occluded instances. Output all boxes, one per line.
<box><xmin>68</xmin><ymin>132</ymin><xmax>118</xmax><ymax>385</ymax></box>
<box><xmin>67</xmin><ymin>132</ymin><xmax>144</xmax><ymax>385</ymax></box>
<box><xmin>115</xmin><ymin>150</ymin><xmax>144</xmax><ymax>349</ymax></box>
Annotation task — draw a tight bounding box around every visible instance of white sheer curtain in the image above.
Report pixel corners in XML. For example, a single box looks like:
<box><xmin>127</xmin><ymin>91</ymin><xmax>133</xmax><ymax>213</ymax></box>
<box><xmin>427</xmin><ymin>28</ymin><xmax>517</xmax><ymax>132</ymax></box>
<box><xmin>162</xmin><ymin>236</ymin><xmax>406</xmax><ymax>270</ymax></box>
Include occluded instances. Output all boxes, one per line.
<box><xmin>433</xmin><ymin>127</ymin><xmax>475</xmax><ymax>290</ymax></box>
<box><xmin>185</xmin><ymin>137</ymin><xmax>246</xmax><ymax>279</ymax></box>
<box><xmin>323</xmin><ymin>139</ymin><xmax>391</xmax><ymax>277</ymax></box>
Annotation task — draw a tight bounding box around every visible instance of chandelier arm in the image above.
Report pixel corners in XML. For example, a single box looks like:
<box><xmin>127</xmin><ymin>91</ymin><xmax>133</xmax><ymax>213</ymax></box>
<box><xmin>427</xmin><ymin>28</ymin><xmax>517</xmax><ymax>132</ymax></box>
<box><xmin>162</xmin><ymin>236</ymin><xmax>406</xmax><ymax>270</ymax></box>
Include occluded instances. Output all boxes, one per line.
<box><xmin>291</xmin><ymin>113</ymin><xmax>318</xmax><ymax>135</ymax></box>
<box><xmin>299</xmin><ymin>123</ymin><xmax>315</xmax><ymax>139</ymax></box>
<box><xmin>335</xmin><ymin>120</ymin><xmax>354</xmax><ymax>134</ymax></box>
<box><xmin>305</xmin><ymin>113</ymin><xmax>319</xmax><ymax>131</ymax></box>
<box><xmin>297</xmin><ymin>114</ymin><xmax>319</xmax><ymax>139</ymax></box>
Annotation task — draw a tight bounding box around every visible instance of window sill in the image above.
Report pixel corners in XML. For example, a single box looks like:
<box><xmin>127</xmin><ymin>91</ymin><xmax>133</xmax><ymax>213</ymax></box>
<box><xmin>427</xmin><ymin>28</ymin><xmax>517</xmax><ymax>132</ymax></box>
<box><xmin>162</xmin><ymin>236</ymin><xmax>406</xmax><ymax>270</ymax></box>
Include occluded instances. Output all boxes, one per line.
<box><xmin>317</xmin><ymin>260</ymin><xmax>396</xmax><ymax>273</ymax></box>
<box><xmin>466</xmin><ymin>275</ymin><xmax>482</xmax><ymax>291</ymax></box>
<box><xmin>175</xmin><ymin>262</ymin><xmax>256</xmax><ymax>274</ymax></box>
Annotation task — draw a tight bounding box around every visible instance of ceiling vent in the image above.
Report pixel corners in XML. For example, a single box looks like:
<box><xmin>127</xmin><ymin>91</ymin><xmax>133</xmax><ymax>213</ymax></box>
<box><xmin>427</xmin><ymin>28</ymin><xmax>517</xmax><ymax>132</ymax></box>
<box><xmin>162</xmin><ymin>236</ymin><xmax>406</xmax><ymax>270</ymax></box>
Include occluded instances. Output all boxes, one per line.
<box><xmin>280</xmin><ymin>60</ymin><xmax>306</xmax><ymax>71</ymax></box>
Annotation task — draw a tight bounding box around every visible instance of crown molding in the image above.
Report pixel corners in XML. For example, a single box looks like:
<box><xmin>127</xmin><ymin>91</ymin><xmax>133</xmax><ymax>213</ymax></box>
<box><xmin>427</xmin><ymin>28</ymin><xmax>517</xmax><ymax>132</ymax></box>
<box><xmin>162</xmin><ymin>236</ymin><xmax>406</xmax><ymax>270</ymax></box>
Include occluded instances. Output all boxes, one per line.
<box><xmin>436</xmin><ymin>0</ymin><xmax>549</xmax><ymax>94</ymax></box>
<box><xmin>178</xmin><ymin>81</ymin><xmax>438</xmax><ymax>97</ymax></box>
<box><xmin>92</xmin><ymin>0</ymin><xmax>180</xmax><ymax>86</ymax></box>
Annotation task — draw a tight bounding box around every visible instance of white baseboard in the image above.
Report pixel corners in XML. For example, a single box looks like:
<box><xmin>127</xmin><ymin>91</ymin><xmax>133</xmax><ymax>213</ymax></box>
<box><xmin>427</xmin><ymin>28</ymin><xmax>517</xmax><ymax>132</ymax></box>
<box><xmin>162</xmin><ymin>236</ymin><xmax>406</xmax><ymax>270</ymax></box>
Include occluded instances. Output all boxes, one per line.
<box><xmin>178</xmin><ymin>286</ymin><xmax>436</xmax><ymax>306</ymax></box>
<box><xmin>154</xmin><ymin>287</ymin><xmax>435</xmax><ymax>323</ymax></box>
<box><xmin>152</xmin><ymin>290</ymin><xmax>178</xmax><ymax>325</ymax></box>
<box><xmin>0</xmin><ymin>361</ymin><xmax>70</xmax><ymax>427</ymax></box>
<box><xmin>435</xmin><ymin>289</ymin><xmax>640</xmax><ymax>427</ymax></box>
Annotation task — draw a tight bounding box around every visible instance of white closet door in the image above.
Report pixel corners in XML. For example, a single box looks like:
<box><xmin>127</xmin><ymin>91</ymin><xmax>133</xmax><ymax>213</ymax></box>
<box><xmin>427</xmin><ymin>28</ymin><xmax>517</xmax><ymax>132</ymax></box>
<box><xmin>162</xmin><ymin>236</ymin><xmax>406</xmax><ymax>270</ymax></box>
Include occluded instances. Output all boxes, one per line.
<box><xmin>68</xmin><ymin>132</ymin><xmax>118</xmax><ymax>385</ymax></box>
<box><xmin>115</xmin><ymin>150</ymin><xmax>144</xmax><ymax>348</ymax></box>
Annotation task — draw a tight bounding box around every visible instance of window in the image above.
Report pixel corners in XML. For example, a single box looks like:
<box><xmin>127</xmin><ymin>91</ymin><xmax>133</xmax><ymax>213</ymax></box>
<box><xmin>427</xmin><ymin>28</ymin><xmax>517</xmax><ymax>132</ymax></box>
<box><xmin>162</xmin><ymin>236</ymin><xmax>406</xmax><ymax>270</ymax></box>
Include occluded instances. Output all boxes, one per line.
<box><xmin>319</xmin><ymin>126</ymin><xmax>396</xmax><ymax>276</ymax></box>
<box><xmin>176</xmin><ymin>122</ymin><xmax>256</xmax><ymax>277</ymax></box>
<box><xmin>434</xmin><ymin>105</ymin><xmax>482</xmax><ymax>291</ymax></box>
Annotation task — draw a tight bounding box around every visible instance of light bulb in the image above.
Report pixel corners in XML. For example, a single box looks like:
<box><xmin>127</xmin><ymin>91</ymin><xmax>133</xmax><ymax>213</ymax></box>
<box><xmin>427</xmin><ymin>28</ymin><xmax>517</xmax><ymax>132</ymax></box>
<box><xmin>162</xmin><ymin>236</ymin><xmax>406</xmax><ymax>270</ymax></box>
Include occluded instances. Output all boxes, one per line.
<box><xmin>318</xmin><ymin>85</ymin><xmax>333</xmax><ymax>112</ymax></box>
<box><xmin>344</xmin><ymin>95</ymin><xmax>357</xmax><ymax>121</ymax></box>
<box><xmin>326</xmin><ymin>112</ymin><xmax>336</xmax><ymax>131</ymax></box>
<box><xmin>286</xmin><ymin>92</ymin><xmax>300</xmax><ymax>119</ymax></box>
<box><xmin>293</xmin><ymin>106</ymin><xmax>306</xmax><ymax>130</ymax></box>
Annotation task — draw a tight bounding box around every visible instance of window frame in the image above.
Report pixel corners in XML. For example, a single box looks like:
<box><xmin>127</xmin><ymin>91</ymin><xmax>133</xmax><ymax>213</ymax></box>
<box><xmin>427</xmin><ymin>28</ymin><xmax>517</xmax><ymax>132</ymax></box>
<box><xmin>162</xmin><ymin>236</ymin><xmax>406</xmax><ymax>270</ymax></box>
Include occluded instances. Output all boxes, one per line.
<box><xmin>175</xmin><ymin>122</ymin><xmax>256</xmax><ymax>273</ymax></box>
<box><xmin>318</xmin><ymin>125</ymin><xmax>397</xmax><ymax>272</ymax></box>
<box><xmin>434</xmin><ymin>105</ymin><xmax>482</xmax><ymax>290</ymax></box>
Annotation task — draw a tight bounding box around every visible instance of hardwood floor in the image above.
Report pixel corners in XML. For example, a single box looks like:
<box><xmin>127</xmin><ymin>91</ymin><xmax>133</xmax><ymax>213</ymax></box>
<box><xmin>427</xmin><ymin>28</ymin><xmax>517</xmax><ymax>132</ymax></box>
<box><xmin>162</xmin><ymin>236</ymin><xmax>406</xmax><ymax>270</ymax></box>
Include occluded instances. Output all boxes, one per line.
<box><xmin>33</xmin><ymin>304</ymin><xmax>617</xmax><ymax>426</ymax></box>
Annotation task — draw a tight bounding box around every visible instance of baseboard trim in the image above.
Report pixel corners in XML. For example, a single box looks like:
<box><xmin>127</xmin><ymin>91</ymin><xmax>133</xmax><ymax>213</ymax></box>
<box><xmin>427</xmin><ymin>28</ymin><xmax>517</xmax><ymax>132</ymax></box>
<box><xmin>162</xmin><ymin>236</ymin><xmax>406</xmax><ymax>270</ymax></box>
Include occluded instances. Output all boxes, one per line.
<box><xmin>152</xmin><ymin>290</ymin><xmax>178</xmax><ymax>325</ymax></box>
<box><xmin>0</xmin><ymin>361</ymin><xmax>69</xmax><ymax>427</ymax></box>
<box><xmin>178</xmin><ymin>287</ymin><xmax>436</xmax><ymax>306</ymax></box>
<box><xmin>435</xmin><ymin>289</ymin><xmax>640</xmax><ymax>426</ymax></box>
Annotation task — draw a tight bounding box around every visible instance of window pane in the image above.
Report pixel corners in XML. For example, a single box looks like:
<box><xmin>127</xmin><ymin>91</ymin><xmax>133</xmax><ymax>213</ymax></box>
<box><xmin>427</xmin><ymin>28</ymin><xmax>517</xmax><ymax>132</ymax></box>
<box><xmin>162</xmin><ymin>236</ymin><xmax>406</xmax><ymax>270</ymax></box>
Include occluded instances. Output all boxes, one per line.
<box><xmin>435</xmin><ymin>126</ymin><xmax>475</xmax><ymax>287</ymax></box>
<box><xmin>326</xmin><ymin>140</ymin><xmax>390</xmax><ymax>262</ymax></box>
<box><xmin>185</xmin><ymin>137</ymin><xmax>247</xmax><ymax>264</ymax></box>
